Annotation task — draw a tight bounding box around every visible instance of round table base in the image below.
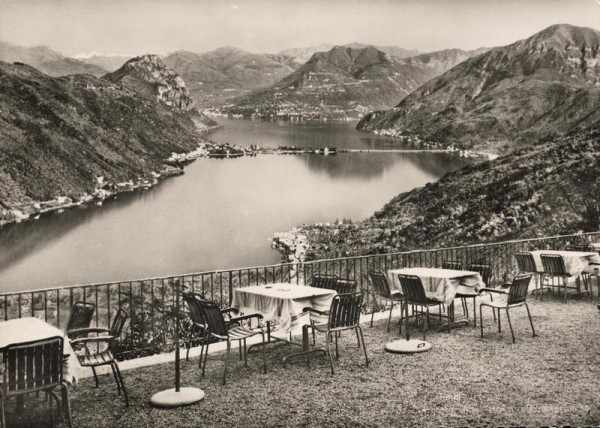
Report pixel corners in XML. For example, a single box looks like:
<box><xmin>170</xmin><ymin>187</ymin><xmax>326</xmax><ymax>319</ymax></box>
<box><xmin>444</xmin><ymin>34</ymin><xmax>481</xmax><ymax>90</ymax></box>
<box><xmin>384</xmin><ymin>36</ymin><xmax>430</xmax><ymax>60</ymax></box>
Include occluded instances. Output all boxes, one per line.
<box><xmin>385</xmin><ymin>339</ymin><xmax>432</xmax><ymax>354</ymax></box>
<box><xmin>150</xmin><ymin>387</ymin><xmax>205</xmax><ymax>408</ymax></box>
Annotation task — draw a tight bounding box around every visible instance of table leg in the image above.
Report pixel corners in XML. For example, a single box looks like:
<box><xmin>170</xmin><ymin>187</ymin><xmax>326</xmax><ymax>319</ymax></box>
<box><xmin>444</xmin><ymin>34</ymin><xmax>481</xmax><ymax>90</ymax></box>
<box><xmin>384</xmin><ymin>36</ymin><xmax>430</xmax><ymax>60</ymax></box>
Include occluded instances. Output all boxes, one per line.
<box><xmin>438</xmin><ymin>301</ymin><xmax>469</xmax><ymax>330</ymax></box>
<box><xmin>282</xmin><ymin>324</ymin><xmax>326</xmax><ymax>364</ymax></box>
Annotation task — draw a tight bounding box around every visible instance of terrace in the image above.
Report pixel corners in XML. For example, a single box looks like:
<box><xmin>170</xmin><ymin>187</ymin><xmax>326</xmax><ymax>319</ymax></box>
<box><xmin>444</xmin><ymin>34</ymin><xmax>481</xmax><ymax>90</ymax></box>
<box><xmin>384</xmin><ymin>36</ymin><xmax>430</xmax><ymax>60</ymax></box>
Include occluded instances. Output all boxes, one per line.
<box><xmin>2</xmin><ymin>232</ymin><xmax>600</xmax><ymax>427</ymax></box>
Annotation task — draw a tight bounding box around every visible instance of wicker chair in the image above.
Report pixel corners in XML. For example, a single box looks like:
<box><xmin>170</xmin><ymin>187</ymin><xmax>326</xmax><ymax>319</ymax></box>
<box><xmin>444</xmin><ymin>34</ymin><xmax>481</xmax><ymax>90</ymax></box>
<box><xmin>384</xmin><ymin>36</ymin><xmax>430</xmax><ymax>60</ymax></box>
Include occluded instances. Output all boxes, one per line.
<box><xmin>65</xmin><ymin>301</ymin><xmax>96</xmax><ymax>341</ymax></box>
<box><xmin>398</xmin><ymin>274</ymin><xmax>444</xmax><ymax>340</ymax></box>
<box><xmin>368</xmin><ymin>271</ymin><xmax>404</xmax><ymax>332</ymax></box>
<box><xmin>454</xmin><ymin>263</ymin><xmax>492</xmax><ymax>327</ymax></box>
<box><xmin>303</xmin><ymin>292</ymin><xmax>368</xmax><ymax>374</ymax></box>
<box><xmin>479</xmin><ymin>274</ymin><xmax>536</xmax><ymax>343</ymax></box>
<box><xmin>1</xmin><ymin>336</ymin><xmax>72</xmax><ymax>428</ymax></box>
<box><xmin>541</xmin><ymin>254</ymin><xmax>589</xmax><ymax>303</ymax></box>
<box><xmin>70</xmin><ymin>309</ymin><xmax>129</xmax><ymax>406</ymax></box>
<box><xmin>198</xmin><ymin>300</ymin><xmax>266</xmax><ymax>385</ymax></box>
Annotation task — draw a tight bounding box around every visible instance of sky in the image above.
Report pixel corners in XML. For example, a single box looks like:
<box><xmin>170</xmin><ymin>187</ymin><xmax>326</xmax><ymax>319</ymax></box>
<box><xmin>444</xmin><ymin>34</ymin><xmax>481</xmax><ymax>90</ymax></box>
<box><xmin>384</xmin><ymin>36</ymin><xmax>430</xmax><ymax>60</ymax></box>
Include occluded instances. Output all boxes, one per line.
<box><xmin>1</xmin><ymin>0</ymin><xmax>599</xmax><ymax>57</ymax></box>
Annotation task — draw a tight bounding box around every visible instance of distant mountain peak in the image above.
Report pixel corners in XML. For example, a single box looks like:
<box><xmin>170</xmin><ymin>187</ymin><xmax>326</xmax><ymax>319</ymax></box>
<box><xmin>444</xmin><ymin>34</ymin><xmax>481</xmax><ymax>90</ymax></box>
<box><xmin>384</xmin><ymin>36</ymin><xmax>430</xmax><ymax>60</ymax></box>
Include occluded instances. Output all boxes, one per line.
<box><xmin>105</xmin><ymin>54</ymin><xmax>194</xmax><ymax>111</ymax></box>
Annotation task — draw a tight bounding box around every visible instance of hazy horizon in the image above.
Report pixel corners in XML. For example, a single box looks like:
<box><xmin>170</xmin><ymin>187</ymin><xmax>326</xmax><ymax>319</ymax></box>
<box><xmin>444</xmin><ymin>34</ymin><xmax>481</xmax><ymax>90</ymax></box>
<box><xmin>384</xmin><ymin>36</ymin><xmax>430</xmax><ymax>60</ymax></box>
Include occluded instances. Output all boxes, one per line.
<box><xmin>1</xmin><ymin>0</ymin><xmax>599</xmax><ymax>58</ymax></box>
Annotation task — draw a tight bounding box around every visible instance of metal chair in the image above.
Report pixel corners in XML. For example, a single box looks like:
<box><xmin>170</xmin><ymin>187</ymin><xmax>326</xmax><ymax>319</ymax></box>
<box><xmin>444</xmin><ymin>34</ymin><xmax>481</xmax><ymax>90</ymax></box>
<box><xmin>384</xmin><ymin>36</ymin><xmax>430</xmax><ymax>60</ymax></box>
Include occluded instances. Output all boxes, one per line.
<box><xmin>182</xmin><ymin>293</ymin><xmax>243</xmax><ymax>367</ymax></box>
<box><xmin>515</xmin><ymin>252</ymin><xmax>548</xmax><ymax>298</ymax></box>
<box><xmin>70</xmin><ymin>309</ymin><xmax>129</xmax><ymax>406</ymax></box>
<box><xmin>368</xmin><ymin>271</ymin><xmax>404</xmax><ymax>332</ymax></box>
<box><xmin>309</xmin><ymin>273</ymin><xmax>339</xmax><ymax>290</ymax></box>
<box><xmin>454</xmin><ymin>263</ymin><xmax>492</xmax><ymax>327</ymax></box>
<box><xmin>441</xmin><ymin>260</ymin><xmax>463</xmax><ymax>270</ymax></box>
<box><xmin>65</xmin><ymin>301</ymin><xmax>96</xmax><ymax>341</ymax></box>
<box><xmin>198</xmin><ymin>300</ymin><xmax>266</xmax><ymax>385</ymax></box>
<box><xmin>333</xmin><ymin>278</ymin><xmax>358</xmax><ymax>294</ymax></box>
<box><xmin>398</xmin><ymin>274</ymin><xmax>444</xmax><ymax>340</ymax></box>
<box><xmin>540</xmin><ymin>254</ymin><xmax>589</xmax><ymax>303</ymax></box>
<box><xmin>1</xmin><ymin>336</ymin><xmax>72</xmax><ymax>428</ymax></box>
<box><xmin>303</xmin><ymin>292</ymin><xmax>368</xmax><ymax>374</ymax></box>
<box><xmin>479</xmin><ymin>274</ymin><xmax>536</xmax><ymax>343</ymax></box>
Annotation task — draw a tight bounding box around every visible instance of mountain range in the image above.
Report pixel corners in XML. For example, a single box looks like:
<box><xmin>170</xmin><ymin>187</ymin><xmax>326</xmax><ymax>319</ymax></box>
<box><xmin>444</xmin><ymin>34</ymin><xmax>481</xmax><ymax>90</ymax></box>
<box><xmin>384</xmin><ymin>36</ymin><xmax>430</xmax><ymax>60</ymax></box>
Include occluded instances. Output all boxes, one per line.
<box><xmin>0</xmin><ymin>57</ymin><xmax>209</xmax><ymax>225</ymax></box>
<box><xmin>357</xmin><ymin>24</ymin><xmax>600</xmax><ymax>154</ymax></box>
<box><xmin>217</xmin><ymin>45</ymin><xmax>485</xmax><ymax>119</ymax></box>
<box><xmin>296</xmin><ymin>123</ymin><xmax>600</xmax><ymax>259</ymax></box>
<box><xmin>0</xmin><ymin>42</ymin><xmax>107</xmax><ymax>77</ymax></box>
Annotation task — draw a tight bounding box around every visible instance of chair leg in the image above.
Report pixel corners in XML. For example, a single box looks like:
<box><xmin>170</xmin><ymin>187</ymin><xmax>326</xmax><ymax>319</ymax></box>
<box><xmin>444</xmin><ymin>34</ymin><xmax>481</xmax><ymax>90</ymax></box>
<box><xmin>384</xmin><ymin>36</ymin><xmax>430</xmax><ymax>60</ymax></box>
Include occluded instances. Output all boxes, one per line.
<box><xmin>405</xmin><ymin>299</ymin><xmax>411</xmax><ymax>341</ymax></box>
<box><xmin>186</xmin><ymin>338</ymin><xmax>191</xmax><ymax>361</ymax></box>
<box><xmin>334</xmin><ymin>333</ymin><xmax>339</xmax><ymax>360</ymax></box>
<box><xmin>60</xmin><ymin>383</ymin><xmax>73</xmax><ymax>428</ymax></box>
<box><xmin>110</xmin><ymin>363</ymin><xmax>122</xmax><ymax>395</ymax></box>
<box><xmin>198</xmin><ymin>342</ymin><xmax>205</xmax><ymax>369</ymax></box>
<box><xmin>563</xmin><ymin>277</ymin><xmax>568</xmax><ymax>303</ymax></box>
<box><xmin>505</xmin><ymin>309</ymin><xmax>515</xmax><ymax>343</ymax></box>
<box><xmin>91</xmin><ymin>366</ymin><xmax>99</xmax><ymax>388</ymax></box>
<box><xmin>114</xmin><ymin>363</ymin><xmax>129</xmax><ymax>406</ymax></box>
<box><xmin>497</xmin><ymin>310</ymin><xmax>501</xmax><ymax>333</ymax></box>
<box><xmin>525</xmin><ymin>303</ymin><xmax>536</xmax><ymax>337</ymax></box>
<box><xmin>223</xmin><ymin>341</ymin><xmax>231</xmax><ymax>385</ymax></box>
<box><xmin>261</xmin><ymin>333</ymin><xmax>267</xmax><ymax>374</ymax></box>
<box><xmin>358</xmin><ymin>326</ymin><xmax>369</xmax><ymax>367</ymax></box>
<box><xmin>243</xmin><ymin>338</ymin><xmax>248</xmax><ymax>367</ymax></box>
<box><xmin>423</xmin><ymin>306</ymin><xmax>429</xmax><ymax>340</ymax></box>
<box><xmin>480</xmin><ymin>304</ymin><xmax>485</xmax><ymax>338</ymax></box>
<box><xmin>472</xmin><ymin>297</ymin><xmax>477</xmax><ymax>327</ymax></box>
<box><xmin>326</xmin><ymin>332</ymin><xmax>335</xmax><ymax>375</ymax></box>
<box><xmin>1</xmin><ymin>395</ymin><xmax>5</xmax><ymax>428</ymax></box>
<box><xmin>462</xmin><ymin>298</ymin><xmax>468</xmax><ymax>318</ymax></box>
<box><xmin>355</xmin><ymin>328</ymin><xmax>361</xmax><ymax>348</ymax></box>
<box><xmin>202</xmin><ymin>342</ymin><xmax>209</xmax><ymax>377</ymax></box>
<box><xmin>387</xmin><ymin>301</ymin><xmax>394</xmax><ymax>332</ymax></box>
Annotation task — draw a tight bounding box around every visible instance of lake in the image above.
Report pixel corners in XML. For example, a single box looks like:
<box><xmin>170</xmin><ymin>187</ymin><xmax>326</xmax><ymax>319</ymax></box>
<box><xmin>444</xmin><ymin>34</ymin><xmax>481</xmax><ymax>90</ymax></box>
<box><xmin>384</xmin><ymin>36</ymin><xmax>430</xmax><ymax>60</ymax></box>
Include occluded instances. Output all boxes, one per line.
<box><xmin>0</xmin><ymin>119</ymin><xmax>470</xmax><ymax>292</ymax></box>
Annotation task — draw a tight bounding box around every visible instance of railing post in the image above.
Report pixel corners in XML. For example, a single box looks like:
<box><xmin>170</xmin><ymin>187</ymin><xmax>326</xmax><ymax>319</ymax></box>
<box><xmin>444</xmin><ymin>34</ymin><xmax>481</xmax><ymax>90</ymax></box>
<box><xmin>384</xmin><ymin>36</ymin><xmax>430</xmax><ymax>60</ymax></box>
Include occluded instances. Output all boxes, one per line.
<box><xmin>228</xmin><ymin>271</ymin><xmax>234</xmax><ymax>306</ymax></box>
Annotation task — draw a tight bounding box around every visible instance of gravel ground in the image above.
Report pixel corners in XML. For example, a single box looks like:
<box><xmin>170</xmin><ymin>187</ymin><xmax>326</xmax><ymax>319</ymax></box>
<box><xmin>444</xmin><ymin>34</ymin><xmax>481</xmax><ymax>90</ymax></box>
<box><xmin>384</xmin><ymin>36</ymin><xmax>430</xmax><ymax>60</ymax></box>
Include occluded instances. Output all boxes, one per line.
<box><xmin>6</xmin><ymin>293</ymin><xmax>600</xmax><ymax>427</ymax></box>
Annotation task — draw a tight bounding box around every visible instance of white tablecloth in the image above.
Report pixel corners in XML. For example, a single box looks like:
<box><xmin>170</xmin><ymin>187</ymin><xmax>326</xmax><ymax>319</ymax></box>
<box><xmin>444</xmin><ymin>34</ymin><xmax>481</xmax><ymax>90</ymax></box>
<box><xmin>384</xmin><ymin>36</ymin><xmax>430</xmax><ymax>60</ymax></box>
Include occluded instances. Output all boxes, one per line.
<box><xmin>0</xmin><ymin>317</ymin><xmax>82</xmax><ymax>384</ymax></box>
<box><xmin>529</xmin><ymin>250</ymin><xmax>600</xmax><ymax>276</ymax></box>
<box><xmin>232</xmin><ymin>284</ymin><xmax>336</xmax><ymax>332</ymax></box>
<box><xmin>387</xmin><ymin>267</ymin><xmax>485</xmax><ymax>305</ymax></box>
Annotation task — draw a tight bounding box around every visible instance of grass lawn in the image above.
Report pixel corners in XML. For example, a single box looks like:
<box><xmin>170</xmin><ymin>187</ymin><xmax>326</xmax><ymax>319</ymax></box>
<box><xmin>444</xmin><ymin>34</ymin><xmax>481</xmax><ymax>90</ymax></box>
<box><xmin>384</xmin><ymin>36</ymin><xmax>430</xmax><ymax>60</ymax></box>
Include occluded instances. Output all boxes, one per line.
<box><xmin>6</xmin><ymin>293</ymin><xmax>600</xmax><ymax>427</ymax></box>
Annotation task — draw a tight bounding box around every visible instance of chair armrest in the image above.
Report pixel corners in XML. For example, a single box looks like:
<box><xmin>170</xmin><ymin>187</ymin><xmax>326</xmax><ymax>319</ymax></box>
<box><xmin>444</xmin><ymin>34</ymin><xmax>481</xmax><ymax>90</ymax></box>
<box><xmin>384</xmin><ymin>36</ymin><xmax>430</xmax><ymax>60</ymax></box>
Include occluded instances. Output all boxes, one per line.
<box><xmin>229</xmin><ymin>313</ymin><xmax>263</xmax><ymax>324</ymax></box>
<box><xmin>303</xmin><ymin>307</ymin><xmax>329</xmax><ymax>316</ymax></box>
<box><xmin>221</xmin><ymin>307</ymin><xmax>240</xmax><ymax>315</ymax></box>
<box><xmin>70</xmin><ymin>335</ymin><xmax>114</xmax><ymax>346</ymax></box>
<box><xmin>67</xmin><ymin>327</ymin><xmax>111</xmax><ymax>336</ymax></box>
<box><xmin>478</xmin><ymin>288</ymin><xmax>508</xmax><ymax>296</ymax></box>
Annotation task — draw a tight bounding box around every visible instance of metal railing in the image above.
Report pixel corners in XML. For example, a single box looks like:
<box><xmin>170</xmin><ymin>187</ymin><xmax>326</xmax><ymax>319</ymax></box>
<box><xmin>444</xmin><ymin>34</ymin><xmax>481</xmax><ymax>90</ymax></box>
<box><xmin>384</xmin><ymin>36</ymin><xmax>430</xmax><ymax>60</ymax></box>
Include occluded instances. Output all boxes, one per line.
<box><xmin>1</xmin><ymin>231</ymin><xmax>598</xmax><ymax>359</ymax></box>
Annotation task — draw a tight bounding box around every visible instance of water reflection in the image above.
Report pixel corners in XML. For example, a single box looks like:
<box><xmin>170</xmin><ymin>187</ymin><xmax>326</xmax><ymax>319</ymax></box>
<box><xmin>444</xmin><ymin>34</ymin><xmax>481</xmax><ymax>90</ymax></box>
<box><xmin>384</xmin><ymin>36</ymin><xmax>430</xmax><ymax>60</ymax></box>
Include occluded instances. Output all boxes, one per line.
<box><xmin>0</xmin><ymin>119</ymin><xmax>470</xmax><ymax>291</ymax></box>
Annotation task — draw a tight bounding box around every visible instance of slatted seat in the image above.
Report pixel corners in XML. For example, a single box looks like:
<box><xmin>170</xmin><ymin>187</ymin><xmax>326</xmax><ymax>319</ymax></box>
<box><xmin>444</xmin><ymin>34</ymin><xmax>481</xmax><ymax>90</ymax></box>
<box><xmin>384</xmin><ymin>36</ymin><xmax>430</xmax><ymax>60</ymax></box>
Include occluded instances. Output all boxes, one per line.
<box><xmin>479</xmin><ymin>274</ymin><xmax>536</xmax><ymax>343</ymax></box>
<box><xmin>1</xmin><ymin>336</ymin><xmax>72</xmax><ymax>428</ymax></box>
<box><xmin>515</xmin><ymin>252</ymin><xmax>548</xmax><ymax>298</ymax></box>
<box><xmin>454</xmin><ymin>263</ymin><xmax>492</xmax><ymax>326</ymax></box>
<box><xmin>198</xmin><ymin>299</ymin><xmax>266</xmax><ymax>385</ymax></box>
<box><xmin>70</xmin><ymin>309</ymin><xmax>129</xmax><ymax>406</ymax></box>
<box><xmin>541</xmin><ymin>253</ymin><xmax>589</xmax><ymax>303</ymax></box>
<box><xmin>182</xmin><ymin>292</ymin><xmax>240</xmax><ymax>364</ymax></box>
<box><xmin>304</xmin><ymin>292</ymin><xmax>368</xmax><ymax>374</ymax></box>
<box><xmin>398</xmin><ymin>274</ymin><xmax>444</xmax><ymax>340</ymax></box>
<box><xmin>368</xmin><ymin>271</ymin><xmax>405</xmax><ymax>332</ymax></box>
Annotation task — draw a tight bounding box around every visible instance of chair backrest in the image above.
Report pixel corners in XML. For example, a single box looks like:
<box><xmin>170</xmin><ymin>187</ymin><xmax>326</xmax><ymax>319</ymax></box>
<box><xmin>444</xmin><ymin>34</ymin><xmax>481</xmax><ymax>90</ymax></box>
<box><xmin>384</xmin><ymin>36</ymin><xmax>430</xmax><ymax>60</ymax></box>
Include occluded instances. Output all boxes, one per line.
<box><xmin>540</xmin><ymin>254</ymin><xmax>568</xmax><ymax>276</ymax></box>
<box><xmin>182</xmin><ymin>292</ymin><xmax>206</xmax><ymax>327</ymax></box>
<box><xmin>467</xmin><ymin>263</ymin><xmax>492</xmax><ymax>286</ymax></box>
<box><xmin>368</xmin><ymin>271</ymin><xmax>392</xmax><ymax>297</ymax></box>
<box><xmin>565</xmin><ymin>244</ymin><xmax>591</xmax><ymax>252</ymax></box>
<box><xmin>328</xmin><ymin>292</ymin><xmax>363</xmax><ymax>329</ymax></box>
<box><xmin>515</xmin><ymin>252</ymin><xmax>537</xmax><ymax>273</ymax></box>
<box><xmin>198</xmin><ymin>300</ymin><xmax>229</xmax><ymax>339</ymax></box>
<box><xmin>110</xmin><ymin>309</ymin><xmax>128</xmax><ymax>338</ymax></box>
<box><xmin>334</xmin><ymin>278</ymin><xmax>358</xmax><ymax>294</ymax></box>
<box><xmin>442</xmin><ymin>260</ymin><xmax>463</xmax><ymax>270</ymax></box>
<box><xmin>66</xmin><ymin>301</ymin><xmax>96</xmax><ymax>338</ymax></box>
<box><xmin>507</xmin><ymin>274</ymin><xmax>532</xmax><ymax>305</ymax></box>
<box><xmin>398</xmin><ymin>274</ymin><xmax>428</xmax><ymax>304</ymax></box>
<box><xmin>310</xmin><ymin>274</ymin><xmax>339</xmax><ymax>290</ymax></box>
<box><xmin>3</xmin><ymin>336</ymin><xmax>64</xmax><ymax>396</ymax></box>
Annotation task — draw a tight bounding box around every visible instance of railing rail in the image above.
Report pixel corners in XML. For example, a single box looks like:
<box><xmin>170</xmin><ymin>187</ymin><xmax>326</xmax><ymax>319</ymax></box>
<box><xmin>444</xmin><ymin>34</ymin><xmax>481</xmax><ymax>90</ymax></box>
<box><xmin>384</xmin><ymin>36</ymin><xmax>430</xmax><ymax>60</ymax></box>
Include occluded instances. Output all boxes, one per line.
<box><xmin>1</xmin><ymin>231</ymin><xmax>598</xmax><ymax>359</ymax></box>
